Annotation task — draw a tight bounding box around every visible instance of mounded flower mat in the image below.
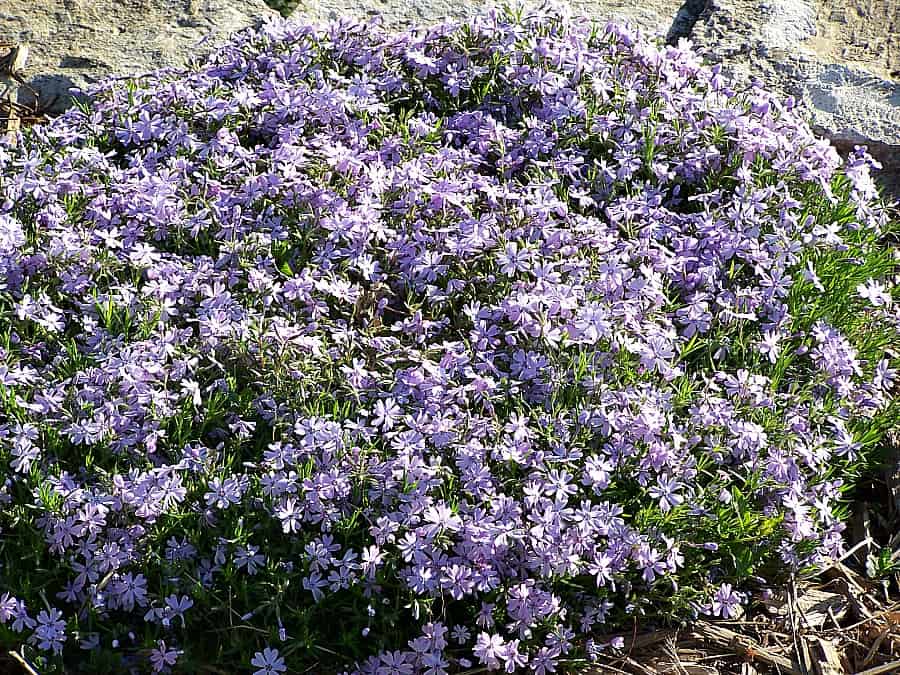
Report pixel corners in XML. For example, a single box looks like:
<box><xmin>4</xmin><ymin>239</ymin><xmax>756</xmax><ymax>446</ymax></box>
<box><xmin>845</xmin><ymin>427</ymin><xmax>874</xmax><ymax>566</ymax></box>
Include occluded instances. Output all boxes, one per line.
<box><xmin>0</xmin><ymin>3</ymin><xmax>898</xmax><ymax>673</ymax></box>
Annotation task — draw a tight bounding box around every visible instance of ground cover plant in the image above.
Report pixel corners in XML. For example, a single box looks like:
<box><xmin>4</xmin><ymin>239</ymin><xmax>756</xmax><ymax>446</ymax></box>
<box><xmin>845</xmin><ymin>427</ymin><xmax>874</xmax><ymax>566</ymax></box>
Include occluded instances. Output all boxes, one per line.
<box><xmin>0</xmin><ymin>3</ymin><xmax>898</xmax><ymax>673</ymax></box>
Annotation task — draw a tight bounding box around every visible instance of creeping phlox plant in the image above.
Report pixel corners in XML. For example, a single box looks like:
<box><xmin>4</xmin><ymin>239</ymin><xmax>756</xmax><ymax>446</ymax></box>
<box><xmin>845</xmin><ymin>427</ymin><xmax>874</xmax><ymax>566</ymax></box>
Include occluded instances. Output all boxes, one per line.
<box><xmin>0</xmin><ymin>3</ymin><xmax>898</xmax><ymax>673</ymax></box>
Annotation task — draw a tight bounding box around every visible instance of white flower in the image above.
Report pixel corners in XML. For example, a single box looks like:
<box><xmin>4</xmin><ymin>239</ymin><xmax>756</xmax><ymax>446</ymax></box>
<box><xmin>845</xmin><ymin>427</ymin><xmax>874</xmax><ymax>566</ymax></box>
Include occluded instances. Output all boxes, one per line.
<box><xmin>857</xmin><ymin>278</ymin><xmax>891</xmax><ymax>307</ymax></box>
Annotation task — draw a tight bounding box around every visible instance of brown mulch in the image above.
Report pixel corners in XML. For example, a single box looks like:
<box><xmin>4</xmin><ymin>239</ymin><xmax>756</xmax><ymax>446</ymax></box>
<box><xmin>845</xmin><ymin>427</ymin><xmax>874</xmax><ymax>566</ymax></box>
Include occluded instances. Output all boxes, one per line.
<box><xmin>589</xmin><ymin>565</ymin><xmax>900</xmax><ymax>675</ymax></box>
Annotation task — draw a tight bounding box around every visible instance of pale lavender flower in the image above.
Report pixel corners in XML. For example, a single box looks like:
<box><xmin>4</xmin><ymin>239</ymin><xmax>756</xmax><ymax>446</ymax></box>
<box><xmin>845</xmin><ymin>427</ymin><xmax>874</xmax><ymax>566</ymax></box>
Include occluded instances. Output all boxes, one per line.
<box><xmin>252</xmin><ymin>647</ymin><xmax>287</xmax><ymax>675</ymax></box>
<box><xmin>707</xmin><ymin>583</ymin><xmax>744</xmax><ymax>618</ymax></box>
<box><xmin>150</xmin><ymin>641</ymin><xmax>182</xmax><ymax>673</ymax></box>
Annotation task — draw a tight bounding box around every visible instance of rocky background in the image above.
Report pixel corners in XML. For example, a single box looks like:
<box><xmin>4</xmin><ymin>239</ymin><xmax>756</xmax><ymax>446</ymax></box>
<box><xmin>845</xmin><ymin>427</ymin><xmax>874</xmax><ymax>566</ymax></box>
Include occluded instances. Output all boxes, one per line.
<box><xmin>1</xmin><ymin>0</ymin><xmax>898</xmax><ymax>200</ymax></box>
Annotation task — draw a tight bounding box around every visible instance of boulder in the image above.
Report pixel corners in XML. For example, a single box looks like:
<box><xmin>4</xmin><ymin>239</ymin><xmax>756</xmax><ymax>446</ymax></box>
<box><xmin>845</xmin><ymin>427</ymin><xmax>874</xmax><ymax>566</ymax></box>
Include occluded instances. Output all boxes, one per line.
<box><xmin>2</xmin><ymin>0</ymin><xmax>898</xmax><ymax>201</ymax></box>
<box><xmin>290</xmin><ymin>0</ymin><xmax>900</xmax><ymax>200</ymax></box>
<box><xmin>290</xmin><ymin>0</ymin><xmax>687</xmax><ymax>41</ymax></box>
<box><xmin>689</xmin><ymin>0</ymin><xmax>900</xmax><ymax>200</ymax></box>
<box><xmin>0</xmin><ymin>0</ymin><xmax>278</xmax><ymax>114</ymax></box>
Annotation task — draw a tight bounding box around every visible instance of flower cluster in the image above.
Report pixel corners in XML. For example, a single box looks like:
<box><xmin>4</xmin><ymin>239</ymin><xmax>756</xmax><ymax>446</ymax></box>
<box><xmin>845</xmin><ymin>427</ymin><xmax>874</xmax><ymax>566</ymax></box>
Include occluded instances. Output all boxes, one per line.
<box><xmin>0</xmin><ymin>3</ymin><xmax>897</xmax><ymax>672</ymax></box>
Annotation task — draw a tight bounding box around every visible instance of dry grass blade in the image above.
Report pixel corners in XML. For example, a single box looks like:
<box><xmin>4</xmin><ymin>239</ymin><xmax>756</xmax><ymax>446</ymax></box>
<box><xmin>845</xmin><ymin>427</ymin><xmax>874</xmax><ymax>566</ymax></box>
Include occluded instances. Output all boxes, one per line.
<box><xmin>821</xmin><ymin>564</ymin><xmax>879</xmax><ymax>620</ymax></box>
<box><xmin>766</xmin><ymin>588</ymin><xmax>850</xmax><ymax>630</ymax></box>
<box><xmin>808</xmin><ymin>636</ymin><xmax>845</xmax><ymax>675</ymax></box>
<box><xmin>622</xmin><ymin>656</ymin><xmax>658</xmax><ymax>675</ymax></box>
<box><xmin>852</xmin><ymin>660</ymin><xmax>900</xmax><ymax>675</ymax></box>
<box><xmin>787</xmin><ymin>579</ymin><xmax>810</xmax><ymax>675</ymax></box>
<box><xmin>6</xmin><ymin>649</ymin><xmax>39</xmax><ymax>675</ymax></box>
<box><xmin>798</xmin><ymin>634</ymin><xmax>816</xmax><ymax>675</ymax></box>
<box><xmin>597</xmin><ymin>629</ymin><xmax>677</xmax><ymax>654</ymax></box>
<box><xmin>688</xmin><ymin>621</ymin><xmax>800</xmax><ymax>674</ymax></box>
<box><xmin>663</xmin><ymin>637</ymin><xmax>690</xmax><ymax>675</ymax></box>
<box><xmin>585</xmin><ymin>663</ymin><xmax>634</xmax><ymax>675</ymax></box>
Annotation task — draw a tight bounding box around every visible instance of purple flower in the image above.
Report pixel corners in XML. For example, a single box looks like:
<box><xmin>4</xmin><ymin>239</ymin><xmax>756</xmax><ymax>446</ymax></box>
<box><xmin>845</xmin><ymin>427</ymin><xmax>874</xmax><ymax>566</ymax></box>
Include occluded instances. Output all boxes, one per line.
<box><xmin>10</xmin><ymin>599</ymin><xmax>35</xmax><ymax>633</ymax></box>
<box><xmin>532</xmin><ymin>646</ymin><xmax>560</xmax><ymax>675</ymax></box>
<box><xmin>502</xmin><ymin>639</ymin><xmax>529</xmax><ymax>672</ymax></box>
<box><xmin>162</xmin><ymin>595</ymin><xmax>193</xmax><ymax>627</ymax></box>
<box><xmin>303</xmin><ymin>572</ymin><xmax>328</xmax><ymax>603</ymax></box>
<box><xmin>857</xmin><ymin>279</ymin><xmax>891</xmax><ymax>307</ymax></box>
<box><xmin>0</xmin><ymin>593</ymin><xmax>17</xmax><ymax>624</ymax></box>
<box><xmin>377</xmin><ymin>650</ymin><xmax>414</xmax><ymax>675</ymax></box>
<box><xmin>372</xmin><ymin>398</ymin><xmax>403</xmax><ymax>431</ymax></box>
<box><xmin>0</xmin><ymin>3</ymin><xmax>895</xmax><ymax>672</ymax></box>
<box><xmin>874</xmin><ymin>359</ymin><xmax>897</xmax><ymax>391</ymax></box>
<box><xmin>251</xmin><ymin>647</ymin><xmax>287</xmax><ymax>675</ymax></box>
<box><xmin>111</xmin><ymin>572</ymin><xmax>148</xmax><ymax>611</ymax></box>
<box><xmin>648</xmin><ymin>475</ymin><xmax>684</xmax><ymax>513</ymax></box>
<box><xmin>235</xmin><ymin>544</ymin><xmax>266</xmax><ymax>576</ymax></box>
<box><xmin>707</xmin><ymin>583</ymin><xmax>744</xmax><ymax>618</ymax></box>
<box><xmin>756</xmin><ymin>331</ymin><xmax>781</xmax><ymax>364</ymax></box>
<box><xmin>150</xmin><ymin>640</ymin><xmax>182</xmax><ymax>673</ymax></box>
<box><xmin>30</xmin><ymin>608</ymin><xmax>66</xmax><ymax>654</ymax></box>
<box><xmin>474</xmin><ymin>632</ymin><xmax>506</xmax><ymax>670</ymax></box>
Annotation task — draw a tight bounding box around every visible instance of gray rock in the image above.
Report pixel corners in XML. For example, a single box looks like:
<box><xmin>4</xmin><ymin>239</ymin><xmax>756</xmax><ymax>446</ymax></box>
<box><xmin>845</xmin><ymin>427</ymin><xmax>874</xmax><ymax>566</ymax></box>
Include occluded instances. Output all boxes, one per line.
<box><xmin>290</xmin><ymin>0</ymin><xmax>686</xmax><ymax>40</ymax></box>
<box><xmin>690</xmin><ymin>0</ymin><xmax>900</xmax><ymax>200</ymax></box>
<box><xmin>0</xmin><ymin>0</ymin><xmax>278</xmax><ymax>114</ymax></box>
<box><xmin>3</xmin><ymin>0</ymin><xmax>898</xmax><ymax>201</ymax></box>
<box><xmin>289</xmin><ymin>0</ymin><xmax>900</xmax><ymax>198</ymax></box>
